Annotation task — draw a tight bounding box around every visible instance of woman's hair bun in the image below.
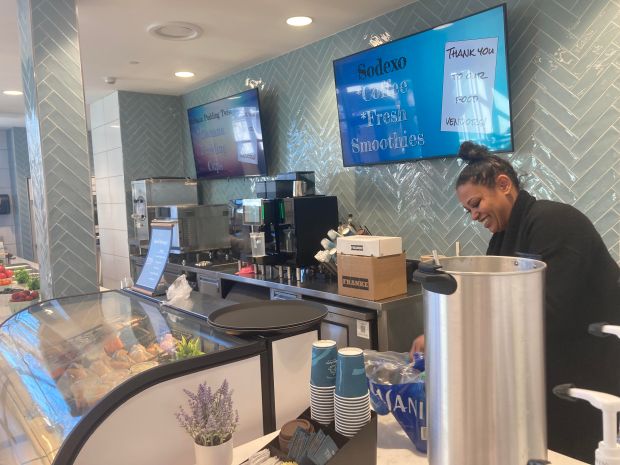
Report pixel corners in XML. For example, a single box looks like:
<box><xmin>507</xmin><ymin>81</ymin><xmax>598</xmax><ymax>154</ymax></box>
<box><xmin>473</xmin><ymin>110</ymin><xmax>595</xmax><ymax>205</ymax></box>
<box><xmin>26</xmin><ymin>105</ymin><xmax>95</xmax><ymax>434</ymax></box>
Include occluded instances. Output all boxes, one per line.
<box><xmin>458</xmin><ymin>141</ymin><xmax>489</xmax><ymax>163</ymax></box>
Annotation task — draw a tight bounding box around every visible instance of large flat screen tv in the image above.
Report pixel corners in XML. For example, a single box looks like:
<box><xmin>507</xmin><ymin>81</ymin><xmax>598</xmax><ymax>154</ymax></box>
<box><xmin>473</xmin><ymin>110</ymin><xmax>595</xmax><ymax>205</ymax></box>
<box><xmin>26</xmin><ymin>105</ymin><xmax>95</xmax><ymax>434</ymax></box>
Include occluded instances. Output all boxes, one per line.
<box><xmin>333</xmin><ymin>4</ymin><xmax>512</xmax><ymax>166</ymax></box>
<box><xmin>188</xmin><ymin>88</ymin><xmax>268</xmax><ymax>179</ymax></box>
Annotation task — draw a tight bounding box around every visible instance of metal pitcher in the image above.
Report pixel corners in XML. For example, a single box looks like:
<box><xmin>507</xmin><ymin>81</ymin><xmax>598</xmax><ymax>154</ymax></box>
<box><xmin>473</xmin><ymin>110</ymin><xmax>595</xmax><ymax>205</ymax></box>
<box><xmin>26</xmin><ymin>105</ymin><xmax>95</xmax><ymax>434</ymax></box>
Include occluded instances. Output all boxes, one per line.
<box><xmin>413</xmin><ymin>256</ymin><xmax>548</xmax><ymax>465</ymax></box>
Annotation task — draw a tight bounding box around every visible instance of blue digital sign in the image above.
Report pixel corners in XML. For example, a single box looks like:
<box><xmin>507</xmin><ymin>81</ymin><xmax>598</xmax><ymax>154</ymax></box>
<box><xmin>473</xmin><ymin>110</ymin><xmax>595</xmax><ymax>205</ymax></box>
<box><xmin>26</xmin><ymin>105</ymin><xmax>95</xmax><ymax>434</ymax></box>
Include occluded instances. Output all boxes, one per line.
<box><xmin>333</xmin><ymin>4</ymin><xmax>512</xmax><ymax>166</ymax></box>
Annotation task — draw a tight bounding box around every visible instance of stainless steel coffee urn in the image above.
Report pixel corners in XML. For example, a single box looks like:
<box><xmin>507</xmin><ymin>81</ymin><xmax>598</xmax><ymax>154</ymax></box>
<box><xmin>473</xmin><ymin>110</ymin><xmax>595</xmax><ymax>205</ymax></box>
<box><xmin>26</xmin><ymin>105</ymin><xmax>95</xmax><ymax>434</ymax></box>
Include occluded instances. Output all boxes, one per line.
<box><xmin>413</xmin><ymin>256</ymin><xmax>548</xmax><ymax>465</ymax></box>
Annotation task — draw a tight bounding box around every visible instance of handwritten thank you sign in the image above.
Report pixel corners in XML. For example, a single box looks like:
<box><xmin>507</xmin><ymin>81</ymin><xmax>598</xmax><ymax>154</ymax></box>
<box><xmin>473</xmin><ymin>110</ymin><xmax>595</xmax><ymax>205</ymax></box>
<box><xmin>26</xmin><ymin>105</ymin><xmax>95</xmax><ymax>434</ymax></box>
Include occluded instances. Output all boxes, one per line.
<box><xmin>441</xmin><ymin>37</ymin><xmax>498</xmax><ymax>133</ymax></box>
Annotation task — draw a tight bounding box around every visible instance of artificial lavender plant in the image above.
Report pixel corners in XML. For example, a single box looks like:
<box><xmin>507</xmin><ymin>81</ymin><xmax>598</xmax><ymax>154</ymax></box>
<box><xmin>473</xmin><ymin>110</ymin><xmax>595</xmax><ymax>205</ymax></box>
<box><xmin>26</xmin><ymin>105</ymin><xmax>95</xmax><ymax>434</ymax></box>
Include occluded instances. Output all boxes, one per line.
<box><xmin>176</xmin><ymin>379</ymin><xmax>239</xmax><ymax>446</ymax></box>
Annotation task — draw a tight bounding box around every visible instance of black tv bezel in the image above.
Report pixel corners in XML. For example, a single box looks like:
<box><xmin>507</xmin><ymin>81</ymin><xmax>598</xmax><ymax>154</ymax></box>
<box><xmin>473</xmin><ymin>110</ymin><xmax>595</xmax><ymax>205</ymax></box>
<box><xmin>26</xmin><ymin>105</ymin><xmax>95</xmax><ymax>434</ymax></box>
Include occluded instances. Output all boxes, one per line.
<box><xmin>332</xmin><ymin>3</ymin><xmax>514</xmax><ymax>168</ymax></box>
<box><xmin>187</xmin><ymin>87</ymin><xmax>269</xmax><ymax>180</ymax></box>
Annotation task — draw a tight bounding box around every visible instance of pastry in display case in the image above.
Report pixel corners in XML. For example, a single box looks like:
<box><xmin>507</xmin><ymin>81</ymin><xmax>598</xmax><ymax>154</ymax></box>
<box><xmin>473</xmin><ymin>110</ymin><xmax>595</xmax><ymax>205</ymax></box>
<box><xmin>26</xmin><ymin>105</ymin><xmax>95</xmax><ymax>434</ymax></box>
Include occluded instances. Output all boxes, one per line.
<box><xmin>0</xmin><ymin>290</ymin><xmax>265</xmax><ymax>465</ymax></box>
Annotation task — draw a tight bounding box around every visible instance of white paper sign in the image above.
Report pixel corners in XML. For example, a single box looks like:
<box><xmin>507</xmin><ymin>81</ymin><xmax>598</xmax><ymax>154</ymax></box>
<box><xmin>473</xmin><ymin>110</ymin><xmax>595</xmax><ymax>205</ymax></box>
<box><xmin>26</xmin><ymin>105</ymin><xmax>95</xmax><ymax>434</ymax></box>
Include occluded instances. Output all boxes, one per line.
<box><xmin>440</xmin><ymin>37</ymin><xmax>498</xmax><ymax>134</ymax></box>
<box><xmin>237</xmin><ymin>142</ymin><xmax>259</xmax><ymax>165</ymax></box>
<box><xmin>234</xmin><ymin>112</ymin><xmax>260</xmax><ymax>165</ymax></box>
<box><xmin>357</xmin><ymin>320</ymin><xmax>370</xmax><ymax>340</ymax></box>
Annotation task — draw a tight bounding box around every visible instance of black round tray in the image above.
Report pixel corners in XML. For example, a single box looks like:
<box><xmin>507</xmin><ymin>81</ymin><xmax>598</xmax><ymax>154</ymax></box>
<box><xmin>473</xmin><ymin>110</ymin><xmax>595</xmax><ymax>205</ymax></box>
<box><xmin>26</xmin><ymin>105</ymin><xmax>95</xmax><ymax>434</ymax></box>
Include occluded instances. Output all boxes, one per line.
<box><xmin>207</xmin><ymin>300</ymin><xmax>327</xmax><ymax>335</ymax></box>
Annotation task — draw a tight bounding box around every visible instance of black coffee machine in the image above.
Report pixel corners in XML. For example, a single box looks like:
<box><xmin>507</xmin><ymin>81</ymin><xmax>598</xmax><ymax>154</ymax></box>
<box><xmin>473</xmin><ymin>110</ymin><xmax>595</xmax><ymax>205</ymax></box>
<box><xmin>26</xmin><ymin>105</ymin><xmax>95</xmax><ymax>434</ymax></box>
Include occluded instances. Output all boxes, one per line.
<box><xmin>278</xmin><ymin>196</ymin><xmax>338</xmax><ymax>271</ymax></box>
<box><xmin>249</xmin><ymin>197</ymin><xmax>285</xmax><ymax>266</ymax></box>
<box><xmin>240</xmin><ymin>174</ymin><xmax>338</xmax><ymax>281</ymax></box>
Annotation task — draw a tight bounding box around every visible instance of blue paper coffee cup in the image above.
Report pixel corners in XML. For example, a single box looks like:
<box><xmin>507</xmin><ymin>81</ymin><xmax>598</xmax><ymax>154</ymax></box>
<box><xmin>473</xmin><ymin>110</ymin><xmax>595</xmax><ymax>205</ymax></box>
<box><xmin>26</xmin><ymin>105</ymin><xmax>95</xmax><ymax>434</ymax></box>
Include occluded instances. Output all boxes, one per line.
<box><xmin>335</xmin><ymin>347</ymin><xmax>368</xmax><ymax>398</ymax></box>
<box><xmin>310</xmin><ymin>340</ymin><xmax>337</xmax><ymax>387</ymax></box>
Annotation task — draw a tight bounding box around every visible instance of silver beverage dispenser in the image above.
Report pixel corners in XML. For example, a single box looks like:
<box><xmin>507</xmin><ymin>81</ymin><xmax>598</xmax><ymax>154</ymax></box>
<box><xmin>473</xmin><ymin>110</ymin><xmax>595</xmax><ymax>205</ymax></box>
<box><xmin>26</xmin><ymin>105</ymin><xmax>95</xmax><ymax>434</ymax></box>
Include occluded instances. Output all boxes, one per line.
<box><xmin>413</xmin><ymin>256</ymin><xmax>548</xmax><ymax>465</ymax></box>
<box><xmin>131</xmin><ymin>178</ymin><xmax>198</xmax><ymax>248</ymax></box>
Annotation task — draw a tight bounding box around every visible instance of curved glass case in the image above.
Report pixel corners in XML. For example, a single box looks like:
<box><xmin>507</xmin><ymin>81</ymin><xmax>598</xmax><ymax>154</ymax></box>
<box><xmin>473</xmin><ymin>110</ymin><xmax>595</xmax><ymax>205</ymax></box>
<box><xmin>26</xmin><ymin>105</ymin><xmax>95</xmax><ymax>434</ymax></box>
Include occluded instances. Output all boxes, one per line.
<box><xmin>0</xmin><ymin>290</ymin><xmax>254</xmax><ymax>465</ymax></box>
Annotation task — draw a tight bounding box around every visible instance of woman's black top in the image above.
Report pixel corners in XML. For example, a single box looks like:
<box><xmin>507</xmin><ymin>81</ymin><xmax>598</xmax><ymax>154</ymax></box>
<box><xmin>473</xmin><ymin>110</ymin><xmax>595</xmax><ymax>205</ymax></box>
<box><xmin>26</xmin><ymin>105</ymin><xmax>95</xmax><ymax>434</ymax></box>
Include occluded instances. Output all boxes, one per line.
<box><xmin>487</xmin><ymin>189</ymin><xmax>620</xmax><ymax>462</ymax></box>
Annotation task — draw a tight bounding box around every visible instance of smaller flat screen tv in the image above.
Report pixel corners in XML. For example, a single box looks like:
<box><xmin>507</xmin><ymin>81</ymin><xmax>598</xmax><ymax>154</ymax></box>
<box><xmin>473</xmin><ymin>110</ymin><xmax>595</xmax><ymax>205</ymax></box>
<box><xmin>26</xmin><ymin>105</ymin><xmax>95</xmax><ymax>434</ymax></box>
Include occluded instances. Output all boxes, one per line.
<box><xmin>333</xmin><ymin>4</ymin><xmax>512</xmax><ymax>166</ymax></box>
<box><xmin>188</xmin><ymin>88</ymin><xmax>268</xmax><ymax>179</ymax></box>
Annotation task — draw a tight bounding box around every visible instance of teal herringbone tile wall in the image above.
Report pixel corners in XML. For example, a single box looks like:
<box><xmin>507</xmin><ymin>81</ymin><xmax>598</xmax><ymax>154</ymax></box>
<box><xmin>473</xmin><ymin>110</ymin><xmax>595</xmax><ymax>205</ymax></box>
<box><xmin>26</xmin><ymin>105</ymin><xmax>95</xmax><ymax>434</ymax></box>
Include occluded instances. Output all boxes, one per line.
<box><xmin>118</xmin><ymin>91</ymin><xmax>186</xmax><ymax>237</ymax></box>
<box><xmin>18</xmin><ymin>0</ymin><xmax>98</xmax><ymax>297</ymax></box>
<box><xmin>182</xmin><ymin>0</ymin><xmax>620</xmax><ymax>261</ymax></box>
<box><xmin>6</xmin><ymin>127</ymin><xmax>33</xmax><ymax>261</ymax></box>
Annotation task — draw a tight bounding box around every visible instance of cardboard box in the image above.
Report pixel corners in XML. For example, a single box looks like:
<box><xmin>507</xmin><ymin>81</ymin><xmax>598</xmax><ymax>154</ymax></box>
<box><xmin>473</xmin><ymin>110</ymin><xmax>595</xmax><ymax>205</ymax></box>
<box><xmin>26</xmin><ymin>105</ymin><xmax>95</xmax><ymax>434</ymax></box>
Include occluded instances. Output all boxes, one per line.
<box><xmin>258</xmin><ymin>407</ymin><xmax>377</xmax><ymax>465</ymax></box>
<box><xmin>336</xmin><ymin>236</ymin><xmax>402</xmax><ymax>257</ymax></box>
<box><xmin>337</xmin><ymin>252</ymin><xmax>406</xmax><ymax>301</ymax></box>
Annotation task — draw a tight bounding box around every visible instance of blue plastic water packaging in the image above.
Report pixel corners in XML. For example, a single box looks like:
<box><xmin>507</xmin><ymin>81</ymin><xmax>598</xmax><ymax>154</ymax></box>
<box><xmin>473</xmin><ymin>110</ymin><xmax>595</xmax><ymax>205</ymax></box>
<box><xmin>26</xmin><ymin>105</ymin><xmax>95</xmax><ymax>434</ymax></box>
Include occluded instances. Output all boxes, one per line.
<box><xmin>364</xmin><ymin>350</ymin><xmax>427</xmax><ymax>453</ymax></box>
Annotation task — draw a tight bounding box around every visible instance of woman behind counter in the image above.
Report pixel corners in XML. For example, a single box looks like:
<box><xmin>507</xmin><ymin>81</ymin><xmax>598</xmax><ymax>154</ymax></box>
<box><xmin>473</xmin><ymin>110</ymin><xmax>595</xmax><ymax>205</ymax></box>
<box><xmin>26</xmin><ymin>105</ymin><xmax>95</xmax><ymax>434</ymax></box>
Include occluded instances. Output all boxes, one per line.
<box><xmin>413</xmin><ymin>141</ymin><xmax>619</xmax><ymax>462</ymax></box>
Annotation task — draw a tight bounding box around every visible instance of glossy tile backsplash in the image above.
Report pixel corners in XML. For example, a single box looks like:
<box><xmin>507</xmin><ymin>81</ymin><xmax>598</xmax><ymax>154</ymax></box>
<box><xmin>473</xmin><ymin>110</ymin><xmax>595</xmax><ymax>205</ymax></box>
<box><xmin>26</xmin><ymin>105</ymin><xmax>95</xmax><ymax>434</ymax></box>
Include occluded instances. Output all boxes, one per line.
<box><xmin>18</xmin><ymin>0</ymin><xmax>98</xmax><ymax>298</ymax></box>
<box><xmin>117</xmin><ymin>91</ymin><xmax>186</xmax><ymax>238</ymax></box>
<box><xmin>6</xmin><ymin>128</ymin><xmax>33</xmax><ymax>261</ymax></box>
<box><xmin>182</xmin><ymin>0</ymin><xmax>619</xmax><ymax>261</ymax></box>
<box><xmin>0</xmin><ymin>131</ymin><xmax>16</xmax><ymax>256</ymax></box>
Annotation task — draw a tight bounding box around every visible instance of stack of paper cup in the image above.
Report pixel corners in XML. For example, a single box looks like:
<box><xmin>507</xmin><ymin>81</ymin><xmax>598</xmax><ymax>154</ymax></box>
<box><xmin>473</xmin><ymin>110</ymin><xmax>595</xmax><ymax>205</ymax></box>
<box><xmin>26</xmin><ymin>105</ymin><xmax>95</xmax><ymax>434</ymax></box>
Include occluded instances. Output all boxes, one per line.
<box><xmin>334</xmin><ymin>347</ymin><xmax>370</xmax><ymax>437</ymax></box>
<box><xmin>310</xmin><ymin>340</ymin><xmax>337</xmax><ymax>424</ymax></box>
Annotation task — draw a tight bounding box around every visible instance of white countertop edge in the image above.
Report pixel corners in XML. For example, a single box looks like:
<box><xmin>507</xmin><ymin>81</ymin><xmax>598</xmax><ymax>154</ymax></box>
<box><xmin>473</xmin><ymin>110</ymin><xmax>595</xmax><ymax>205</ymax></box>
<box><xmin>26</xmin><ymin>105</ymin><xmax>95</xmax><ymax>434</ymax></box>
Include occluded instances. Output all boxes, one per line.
<box><xmin>232</xmin><ymin>414</ymin><xmax>588</xmax><ymax>465</ymax></box>
<box><xmin>233</xmin><ymin>430</ymin><xmax>278</xmax><ymax>465</ymax></box>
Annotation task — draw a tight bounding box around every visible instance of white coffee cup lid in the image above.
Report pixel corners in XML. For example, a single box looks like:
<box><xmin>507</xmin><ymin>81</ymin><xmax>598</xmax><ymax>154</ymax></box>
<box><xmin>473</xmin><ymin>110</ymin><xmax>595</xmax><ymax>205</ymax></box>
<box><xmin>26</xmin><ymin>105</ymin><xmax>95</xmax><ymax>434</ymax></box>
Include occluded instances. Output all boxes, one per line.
<box><xmin>313</xmin><ymin>340</ymin><xmax>337</xmax><ymax>348</ymax></box>
<box><xmin>338</xmin><ymin>347</ymin><xmax>363</xmax><ymax>356</ymax></box>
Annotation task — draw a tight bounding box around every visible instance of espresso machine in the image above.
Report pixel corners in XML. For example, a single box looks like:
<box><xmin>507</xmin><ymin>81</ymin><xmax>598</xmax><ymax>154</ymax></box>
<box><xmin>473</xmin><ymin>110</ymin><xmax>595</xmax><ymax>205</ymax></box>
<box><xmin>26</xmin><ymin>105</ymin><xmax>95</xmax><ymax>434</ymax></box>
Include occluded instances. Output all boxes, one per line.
<box><xmin>241</xmin><ymin>195</ymin><xmax>338</xmax><ymax>281</ymax></box>
<box><xmin>241</xmin><ymin>198</ymin><xmax>282</xmax><ymax>278</ymax></box>
<box><xmin>279</xmin><ymin>196</ymin><xmax>338</xmax><ymax>280</ymax></box>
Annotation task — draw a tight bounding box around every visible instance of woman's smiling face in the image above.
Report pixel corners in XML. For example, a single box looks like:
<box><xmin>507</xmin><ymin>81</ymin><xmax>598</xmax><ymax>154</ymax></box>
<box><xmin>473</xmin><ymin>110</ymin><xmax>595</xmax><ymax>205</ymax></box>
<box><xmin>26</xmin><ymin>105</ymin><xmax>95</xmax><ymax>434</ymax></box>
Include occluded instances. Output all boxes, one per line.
<box><xmin>456</xmin><ymin>176</ymin><xmax>516</xmax><ymax>234</ymax></box>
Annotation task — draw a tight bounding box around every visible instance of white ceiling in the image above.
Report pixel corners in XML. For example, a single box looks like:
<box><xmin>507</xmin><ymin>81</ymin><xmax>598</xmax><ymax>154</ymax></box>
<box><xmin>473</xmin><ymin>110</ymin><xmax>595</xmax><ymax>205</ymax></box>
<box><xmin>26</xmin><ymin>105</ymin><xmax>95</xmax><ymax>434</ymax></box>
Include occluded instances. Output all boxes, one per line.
<box><xmin>0</xmin><ymin>0</ymin><xmax>415</xmax><ymax>129</ymax></box>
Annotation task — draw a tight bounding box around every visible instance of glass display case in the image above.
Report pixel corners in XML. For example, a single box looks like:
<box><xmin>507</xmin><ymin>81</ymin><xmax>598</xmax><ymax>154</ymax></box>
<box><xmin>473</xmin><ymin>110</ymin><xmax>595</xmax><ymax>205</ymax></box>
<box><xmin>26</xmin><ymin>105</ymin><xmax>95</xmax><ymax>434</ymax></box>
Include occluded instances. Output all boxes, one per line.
<box><xmin>0</xmin><ymin>290</ymin><xmax>262</xmax><ymax>465</ymax></box>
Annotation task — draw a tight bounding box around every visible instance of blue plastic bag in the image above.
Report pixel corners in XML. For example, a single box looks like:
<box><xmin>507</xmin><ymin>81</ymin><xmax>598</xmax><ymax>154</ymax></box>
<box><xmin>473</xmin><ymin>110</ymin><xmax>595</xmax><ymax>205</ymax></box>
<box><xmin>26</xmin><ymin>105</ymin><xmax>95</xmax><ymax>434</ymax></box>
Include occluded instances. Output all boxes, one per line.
<box><xmin>364</xmin><ymin>350</ymin><xmax>427</xmax><ymax>453</ymax></box>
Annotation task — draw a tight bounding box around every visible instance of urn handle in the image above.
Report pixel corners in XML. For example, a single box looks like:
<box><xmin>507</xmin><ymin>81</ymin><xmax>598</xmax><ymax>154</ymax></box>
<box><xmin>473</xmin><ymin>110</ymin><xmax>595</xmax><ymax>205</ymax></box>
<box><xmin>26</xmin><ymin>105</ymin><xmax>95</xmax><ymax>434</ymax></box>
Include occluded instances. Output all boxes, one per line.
<box><xmin>412</xmin><ymin>262</ymin><xmax>457</xmax><ymax>295</ymax></box>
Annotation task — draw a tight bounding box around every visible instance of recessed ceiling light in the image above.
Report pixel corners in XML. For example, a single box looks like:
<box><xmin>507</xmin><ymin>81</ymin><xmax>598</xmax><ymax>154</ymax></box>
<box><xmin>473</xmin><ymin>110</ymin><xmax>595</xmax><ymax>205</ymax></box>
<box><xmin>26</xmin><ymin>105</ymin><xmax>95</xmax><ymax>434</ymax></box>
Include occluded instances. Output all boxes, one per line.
<box><xmin>2</xmin><ymin>90</ymin><xmax>23</xmax><ymax>96</ymax></box>
<box><xmin>175</xmin><ymin>71</ymin><xmax>195</xmax><ymax>78</ymax></box>
<box><xmin>147</xmin><ymin>22</ymin><xmax>203</xmax><ymax>41</ymax></box>
<box><xmin>286</xmin><ymin>16</ymin><xmax>312</xmax><ymax>27</ymax></box>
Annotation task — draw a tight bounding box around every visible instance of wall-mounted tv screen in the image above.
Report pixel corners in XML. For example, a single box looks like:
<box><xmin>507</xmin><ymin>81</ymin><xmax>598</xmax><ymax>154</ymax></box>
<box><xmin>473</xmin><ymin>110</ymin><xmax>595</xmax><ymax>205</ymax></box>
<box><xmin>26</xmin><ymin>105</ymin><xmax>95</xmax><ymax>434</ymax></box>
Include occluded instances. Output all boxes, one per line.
<box><xmin>333</xmin><ymin>4</ymin><xmax>512</xmax><ymax>167</ymax></box>
<box><xmin>188</xmin><ymin>88</ymin><xmax>268</xmax><ymax>179</ymax></box>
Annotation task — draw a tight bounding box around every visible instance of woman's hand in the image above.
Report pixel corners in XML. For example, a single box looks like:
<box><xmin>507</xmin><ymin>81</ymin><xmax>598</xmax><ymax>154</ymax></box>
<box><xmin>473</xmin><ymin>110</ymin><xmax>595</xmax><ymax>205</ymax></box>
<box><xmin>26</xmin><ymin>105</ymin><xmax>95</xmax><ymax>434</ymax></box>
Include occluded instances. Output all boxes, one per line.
<box><xmin>409</xmin><ymin>334</ymin><xmax>425</xmax><ymax>361</ymax></box>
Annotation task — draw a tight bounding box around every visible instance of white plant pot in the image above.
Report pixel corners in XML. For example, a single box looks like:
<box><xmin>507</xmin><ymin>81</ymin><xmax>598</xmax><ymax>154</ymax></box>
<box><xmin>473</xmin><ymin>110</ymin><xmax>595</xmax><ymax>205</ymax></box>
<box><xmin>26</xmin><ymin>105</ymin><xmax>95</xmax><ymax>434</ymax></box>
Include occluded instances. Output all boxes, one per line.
<box><xmin>194</xmin><ymin>438</ymin><xmax>233</xmax><ymax>465</ymax></box>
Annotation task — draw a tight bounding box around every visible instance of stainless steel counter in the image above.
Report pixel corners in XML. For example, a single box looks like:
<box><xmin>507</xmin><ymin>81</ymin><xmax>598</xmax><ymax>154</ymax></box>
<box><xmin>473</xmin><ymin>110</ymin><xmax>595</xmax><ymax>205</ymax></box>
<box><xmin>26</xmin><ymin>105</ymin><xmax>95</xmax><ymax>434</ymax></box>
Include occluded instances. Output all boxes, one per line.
<box><xmin>132</xmin><ymin>256</ymin><xmax>424</xmax><ymax>352</ymax></box>
<box><xmin>133</xmin><ymin>287</ymin><xmax>250</xmax><ymax>324</ymax></box>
